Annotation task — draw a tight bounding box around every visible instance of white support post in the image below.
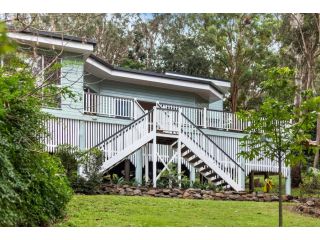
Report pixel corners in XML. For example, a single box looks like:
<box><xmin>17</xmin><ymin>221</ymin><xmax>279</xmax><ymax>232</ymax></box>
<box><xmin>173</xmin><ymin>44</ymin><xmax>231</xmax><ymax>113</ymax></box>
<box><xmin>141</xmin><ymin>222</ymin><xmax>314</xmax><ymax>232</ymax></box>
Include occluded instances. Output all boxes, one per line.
<box><xmin>133</xmin><ymin>98</ymin><xmax>137</xmax><ymax>120</ymax></box>
<box><xmin>78</xmin><ymin>120</ymin><xmax>86</xmax><ymax>176</ymax></box>
<box><xmin>135</xmin><ymin>149</ymin><xmax>143</xmax><ymax>186</ymax></box>
<box><xmin>285</xmin><ymin>167</ymin><xmax>291</xmax><ymax>195</ymax></box>
<box><xmin>177</xmin><ymin>108</ymin><xmax>182</xmax><ymax>188</ymax></box>
<box><xmin>145</xmin><ymin>146</ymin><xmax>149</xmax><ymax>183</ymax></box>
<box><xmin>238</xmin><ymin>148</ymin><xmax>246</xmax><ymax>191</ymax></box>
<box><xmin>152</xmin><ymin>106</ymin><xmax>157</xmax><ymax>188</ymax></box>
<box><xmin>189</xmin><ymin>165</ymin><xmax>195</xmax><ymax>187</ymax></box>
<box><xmin>203</xmin><ymin>107</ymin><xmax>207</xmax><ymax>128</ymax></box>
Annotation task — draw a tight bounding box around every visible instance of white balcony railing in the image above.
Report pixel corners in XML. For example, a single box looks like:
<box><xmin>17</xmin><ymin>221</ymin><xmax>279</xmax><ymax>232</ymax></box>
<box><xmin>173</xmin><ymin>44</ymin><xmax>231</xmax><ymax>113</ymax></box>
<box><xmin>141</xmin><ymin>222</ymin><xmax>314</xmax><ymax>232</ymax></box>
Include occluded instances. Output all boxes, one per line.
<box><xmin>84</xmin><ymin>93</ymin><xmax>145</xmax><ymax>120</ymax></box>
<box><xmin>158</xmin><ymin>103</ymin><xmax>248</xmax><ymax>131</ymax></box>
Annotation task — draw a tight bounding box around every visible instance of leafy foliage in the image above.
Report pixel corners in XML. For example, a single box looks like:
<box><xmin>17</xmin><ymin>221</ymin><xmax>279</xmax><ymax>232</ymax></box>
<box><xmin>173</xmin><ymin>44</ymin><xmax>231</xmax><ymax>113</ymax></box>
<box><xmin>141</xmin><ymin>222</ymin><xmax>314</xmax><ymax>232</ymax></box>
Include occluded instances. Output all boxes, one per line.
<box><xmin>238</xmin><ymin>67</ymin><xmax>320</xmax><ymax>226</ymax></box>
<box><xmin>54</xmin><ymin>144</ymin><xmax>81</xmax><ymax>184</ymax></box>
<box><xmin>300</xmin><ymin>167</ymin><xmax>320</xmax><ymax>197</ymax></box>
<box><xmin>71</xmin><ymin>147</ymin><xmax>104</xmax><ymax>195</ymax></box>
<box><xmin>0</xmin><ymin>25</ymin><xmax>72</xmax><ymax>226</ymax></box>
<box><xmin>0</xmin><ymin>63</ymin><xmax>72</xmax><ymax>226</ymax></box>
<box><xmin>157</xmin><ymin>163</ymin><xmax>182</xmax><ymax>188</ymax></box>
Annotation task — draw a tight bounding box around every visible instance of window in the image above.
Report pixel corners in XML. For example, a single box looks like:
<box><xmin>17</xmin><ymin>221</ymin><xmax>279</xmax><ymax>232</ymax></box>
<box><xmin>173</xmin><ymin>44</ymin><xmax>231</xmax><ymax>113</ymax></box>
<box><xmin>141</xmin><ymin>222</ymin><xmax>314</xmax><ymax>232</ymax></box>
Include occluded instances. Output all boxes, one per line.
<box><xmin>18</xmin><ymin>47</ymin><xmax>62</xmax><ymax>108</ymax></box>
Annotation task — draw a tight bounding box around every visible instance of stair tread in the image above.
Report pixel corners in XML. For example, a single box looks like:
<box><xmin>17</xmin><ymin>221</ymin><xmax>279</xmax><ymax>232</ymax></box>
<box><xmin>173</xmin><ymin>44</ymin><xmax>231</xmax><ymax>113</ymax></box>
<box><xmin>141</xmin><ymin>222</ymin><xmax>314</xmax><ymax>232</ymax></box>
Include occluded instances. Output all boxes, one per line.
<box><xmin>206</xmin><ymin>172</ymin><xmax>217</xmax><ymax>178</ymax></box>
<box><xmin>212</xmin><ymin>177</ymin><xmax>223</xmax><ymax>183</ymax></box>
<box><xmin>194</xmin><ymin>161</ymin><xmax>206</xmax><ymax>168</ymax></box>
<box><xmin>200</xmin><ymin>167</ymin><xmax>211</xmax><ymax>173</ymax></box>
<box><xmin>189</xmin><ymin>156</ymin><xmax>200</xmax><ymax>163</ymax></box>
<box><xmin>183</xmin><ymin>151</ymin><xmax>195</xmax><ymax>158</ymax></box>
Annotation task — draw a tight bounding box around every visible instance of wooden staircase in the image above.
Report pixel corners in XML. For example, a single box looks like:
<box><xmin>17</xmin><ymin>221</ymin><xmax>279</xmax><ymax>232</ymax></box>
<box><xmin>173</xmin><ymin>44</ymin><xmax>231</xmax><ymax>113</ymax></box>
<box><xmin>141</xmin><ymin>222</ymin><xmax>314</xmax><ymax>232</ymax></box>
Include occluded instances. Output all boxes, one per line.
<box><xmin>91</xmin><ymin>107</ymin><xmax>245</xmax><ymax>191</ymax></box>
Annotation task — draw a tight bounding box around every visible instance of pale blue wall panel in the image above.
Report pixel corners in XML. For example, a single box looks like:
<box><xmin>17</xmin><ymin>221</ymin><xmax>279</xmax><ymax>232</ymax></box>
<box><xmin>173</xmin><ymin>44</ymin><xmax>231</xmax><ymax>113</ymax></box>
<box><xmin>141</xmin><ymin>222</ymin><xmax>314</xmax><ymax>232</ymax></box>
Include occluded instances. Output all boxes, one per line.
<box><xmin>98</xmin><ymin>79</ymin><xmax>198</xmax><ymax>106</ymax></box>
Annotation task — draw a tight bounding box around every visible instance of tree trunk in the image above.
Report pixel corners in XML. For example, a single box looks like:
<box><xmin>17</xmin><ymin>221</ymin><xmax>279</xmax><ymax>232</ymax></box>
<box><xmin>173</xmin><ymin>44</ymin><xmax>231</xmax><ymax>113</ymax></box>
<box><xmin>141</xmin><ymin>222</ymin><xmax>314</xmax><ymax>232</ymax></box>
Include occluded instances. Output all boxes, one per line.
<box><xmin>313</xmin><ymin>113</ymin><xmax>320</xmax><ymax>168</ymax></box>
<box><xmin>124</xmin><ymin>159</ymin><xmax>130</xmax><ymax>182</ymax></box>
<box><xmin>278</xmin><ymin>153</ymin><xmax>283</xmax><ymax>227</ymax></box>
<box><xmin>230</xmin><ymin>79</ymin><xmax>239</xmax><ymax>112</ymax></box>
<box><xmin>249</xmin><ymin>171</ymin><xmax>254</xmax><ymax>193</ymax></box>
<box><xmin>291</xmin><ymin>164</ymin><xmax>302</xmax><ymax>187</ymax></box>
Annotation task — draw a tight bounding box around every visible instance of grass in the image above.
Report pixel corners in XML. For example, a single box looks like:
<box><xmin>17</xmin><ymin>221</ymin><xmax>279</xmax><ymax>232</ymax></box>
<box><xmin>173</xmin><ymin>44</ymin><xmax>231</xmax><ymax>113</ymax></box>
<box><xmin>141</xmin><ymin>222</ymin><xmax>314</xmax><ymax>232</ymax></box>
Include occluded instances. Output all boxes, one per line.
<box><xmin>55</xmin><ymin>194</ymin><xmax>320</xmax><ymax>227</ymax></box>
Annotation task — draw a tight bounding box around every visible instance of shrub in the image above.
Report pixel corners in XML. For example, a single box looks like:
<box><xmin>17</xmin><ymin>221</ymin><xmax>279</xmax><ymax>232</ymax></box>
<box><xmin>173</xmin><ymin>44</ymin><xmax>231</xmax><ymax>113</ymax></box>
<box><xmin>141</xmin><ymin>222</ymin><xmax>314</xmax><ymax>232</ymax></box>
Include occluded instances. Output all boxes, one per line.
<box><xmin>300</xmin><ymin>167</ymin><xmax>320</xmax><ymax>197</ymax></box>
<box><xmin>0</xmin><ymin>28</ymin><xmax>72</xmax><ymax>226</ymax></box>
<box><xmin>55</xmin><ymin>144</ymin><xmax>81</xmax><ymax>184</ymax></box>
<box><xmin>157</xmin><ymin>163</ymin><xmax>182</xmax><ymax>188</ymax></box>
<box><xmin>72</xmin><ymin>147</ymin><xmax>104</xmax><ymax>194</ymax></box>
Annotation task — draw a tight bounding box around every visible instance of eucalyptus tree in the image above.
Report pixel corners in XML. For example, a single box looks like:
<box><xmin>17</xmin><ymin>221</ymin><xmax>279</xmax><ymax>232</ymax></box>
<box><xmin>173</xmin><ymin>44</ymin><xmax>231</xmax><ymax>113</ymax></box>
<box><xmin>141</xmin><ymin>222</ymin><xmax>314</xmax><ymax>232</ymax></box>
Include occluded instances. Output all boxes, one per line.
<box><xmin>280</xmin><ymin>14</ymin><xmax>320</xmax><ymax>169</ymax></box>
<box><xmin>195</xmin><ymin>13</ymin><xmax>279</xmax><ymax>112</ymax></box>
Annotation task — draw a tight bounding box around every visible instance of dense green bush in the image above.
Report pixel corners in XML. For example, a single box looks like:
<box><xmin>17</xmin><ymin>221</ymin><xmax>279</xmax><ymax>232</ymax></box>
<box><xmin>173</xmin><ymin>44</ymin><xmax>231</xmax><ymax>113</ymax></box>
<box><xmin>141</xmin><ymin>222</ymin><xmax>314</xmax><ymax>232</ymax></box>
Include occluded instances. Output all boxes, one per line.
<box><xmin>0</xmin><ymin>24</ymin><xmax>72</xmax><ymax>226</ymax></box>
<box><xmin>300</xmin><ymin>167</ymin><xmax>320</xmax><ymax>197</ymax></box>
<box><xmin>70</xmin><ymin>147</ymin><xmax>104</xmax><ymax>194</ymax></box>
<box><xmin>55</xmin><ymin>144</ymin><xmax>81</xmax><ymax>184</ymax></box>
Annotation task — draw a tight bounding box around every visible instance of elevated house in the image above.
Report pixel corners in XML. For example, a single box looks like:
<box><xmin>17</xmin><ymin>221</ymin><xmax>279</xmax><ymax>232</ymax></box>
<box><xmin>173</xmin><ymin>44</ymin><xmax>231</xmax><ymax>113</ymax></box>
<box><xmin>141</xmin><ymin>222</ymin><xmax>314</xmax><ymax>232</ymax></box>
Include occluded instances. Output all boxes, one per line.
<box><xmin>8</xmin><ymin>29</ymin><xmax>291</xmax><ymax>193</ymax></box>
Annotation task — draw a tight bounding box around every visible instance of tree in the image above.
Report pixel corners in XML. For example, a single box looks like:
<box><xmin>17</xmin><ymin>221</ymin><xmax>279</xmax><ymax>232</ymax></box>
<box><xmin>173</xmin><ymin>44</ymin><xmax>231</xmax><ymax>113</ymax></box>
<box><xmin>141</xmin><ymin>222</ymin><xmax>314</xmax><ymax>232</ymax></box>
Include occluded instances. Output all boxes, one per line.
<box><xmin>238</xmin><ymin>67</ymin><xmax>320</xmax><ymax>227</ymax></box>
<box><xmin>280</xmin><ymin>14</ymin><xmax>320</xmax><ymax>169</ymax></box>
<box><xmin>197</xmin><ymin>13</ymin><xmax>279</xmax><ymax>111</ymax></box>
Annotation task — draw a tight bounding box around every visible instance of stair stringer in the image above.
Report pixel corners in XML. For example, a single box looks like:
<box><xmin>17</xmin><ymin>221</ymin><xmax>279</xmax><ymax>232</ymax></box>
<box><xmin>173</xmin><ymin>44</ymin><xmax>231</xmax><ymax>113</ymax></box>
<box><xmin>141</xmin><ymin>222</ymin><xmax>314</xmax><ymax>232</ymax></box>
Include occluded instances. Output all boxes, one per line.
<box><xmin>99</xmin><ymin>132</ymin><xmax>154</xmax><ymax>173</ymax></box>
<box><xmin>180</xmin><ymin>133</ymin><xmax>243</xmax><ymax>191</ymax></box>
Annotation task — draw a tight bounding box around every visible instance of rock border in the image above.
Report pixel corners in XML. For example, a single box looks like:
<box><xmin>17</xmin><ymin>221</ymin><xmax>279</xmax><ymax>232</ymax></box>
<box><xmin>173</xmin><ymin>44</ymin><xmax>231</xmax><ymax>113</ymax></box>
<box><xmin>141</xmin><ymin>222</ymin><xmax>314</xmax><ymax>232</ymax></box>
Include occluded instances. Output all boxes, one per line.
<box><xmin>98</xmin><ymin>184</ymin><xmax>299</xmax><ymax>202</ymax></box>
<box><xmin>294</xmin><ymin>198</ymin><xmax>320</xmax><ymax>217</ymax></box>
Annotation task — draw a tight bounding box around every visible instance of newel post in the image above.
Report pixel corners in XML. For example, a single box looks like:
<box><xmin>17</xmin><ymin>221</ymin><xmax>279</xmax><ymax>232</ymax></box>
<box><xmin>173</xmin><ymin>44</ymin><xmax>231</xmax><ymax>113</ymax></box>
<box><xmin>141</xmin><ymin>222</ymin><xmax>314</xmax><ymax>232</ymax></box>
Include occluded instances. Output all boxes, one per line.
<box><xmin>133</xmin><ymin>98</ymin><xmax>137</xmax><ymax>120</ymax></box>
<box><xmin>203</xmin><ymin>107</ymin><xmax>207</xmax><ymax>128</ymax></box>
<box><xmin>177</xmin><ymin>108</ymin><xmax>182</xmax><ymax>187</ymax></box>
<box><xmin>152</xmin><ymin>106</ymin><xmax>157</xmax><ymax>188</ymax></box>
<box><xmin>78</xmin><ymin>120</ymin><xmax>86</xmax><ymax>177</ymax></box>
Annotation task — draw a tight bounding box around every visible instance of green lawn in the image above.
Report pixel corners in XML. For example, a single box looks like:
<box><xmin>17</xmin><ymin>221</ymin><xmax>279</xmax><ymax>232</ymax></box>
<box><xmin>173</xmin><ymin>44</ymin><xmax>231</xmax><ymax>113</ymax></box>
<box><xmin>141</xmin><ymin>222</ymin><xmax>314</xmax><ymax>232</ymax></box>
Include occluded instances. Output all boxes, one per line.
<box><xmin>55</xmin><ymin>195</ymin><xmax>320</xmax><ymax>227</ymax></box>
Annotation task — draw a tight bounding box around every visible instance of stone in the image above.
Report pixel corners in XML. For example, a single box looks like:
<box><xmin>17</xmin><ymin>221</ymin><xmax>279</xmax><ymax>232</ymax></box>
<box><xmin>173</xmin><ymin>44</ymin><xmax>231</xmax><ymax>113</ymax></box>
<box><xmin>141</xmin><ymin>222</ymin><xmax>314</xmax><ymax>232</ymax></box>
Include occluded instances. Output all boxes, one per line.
<box><xmin>306</xmin><ymin>200</ymin><xmax>315</xmax><ymax>207</ymax></box>
<box><xmin>224</xmin><ymin>191</ymin><xmax>233</xmax><ymax>195</ymax></box>
<box><xmin>133</xmin><ymin>189</ymin><xmax>142</xmax><ymax>196</ymax></box>
<box><xmin>271</xmin><ymin>195</ymin><xmax>279</xmax><ymax>201</ymax></box>
<box><xmin>169</xmin><ymin>192</ymin><xmax>178</xmax><ymax>197</ymax></box>
<box><xmin>183</xmin><ymin>191</ymin><xmax>191</xmax><ymax>199</ymax></box>
<box><xmin>126</xmin><ymin>188</ymin><xmax>133</xmax><ymax>192</ymax></box>
<box><xmin>147</xmin><ymin>189</ymin><xmax>156</xmax><ymax>196</ymax></box>
<box><xmin>215</xmin><ymin>192</ymin><xmax>224</xmax><ymax>197</ymax></box>
<box><xmin>203</xmin><ymin>194</ymin><xmax>212</xmax><ymax>200</ymax></box>
<box><xmin>238</xmin><ymin>191</ymin><xmax>247</xmax><ymax>195</ymax></box>
<box><xmin>163</xmin><ymin>189</ymin><xmax>171</xmax><ymax>194</ymax></box>
<box><xmin>123</xmin><ymin>184</ymin><xmax>130</xmax><ymax>188</ymax></box>
<box><xmin>193</xmin><ymin>193</ymin><xmax>202</xmax><ymax>199</ymax></box>
<box><xmin>229</xmin><ymin>194</ymin><xmax>240</xmax><ymax>200</ymax></box>
<box><xmin>257</xmin><ymin>193</ymin><xmax>264</xmax><ymax>198</ymax></box>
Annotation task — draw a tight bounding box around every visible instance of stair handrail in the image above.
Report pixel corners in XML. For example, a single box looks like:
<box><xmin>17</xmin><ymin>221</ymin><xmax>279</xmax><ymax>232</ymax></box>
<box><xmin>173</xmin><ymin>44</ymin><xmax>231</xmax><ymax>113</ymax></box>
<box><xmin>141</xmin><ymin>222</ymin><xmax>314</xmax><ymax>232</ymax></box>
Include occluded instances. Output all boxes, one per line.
<box><xmin>134</xmin><ymin>98</ymin><xmax>146</xmax><ymax>119</ymax></box>
<box><xmin>180</xmin><ymin>112</ymin><xmax>244</xmax><ymax>172</ymax></box>
<box><xmin>92</xmin><ymin>109</ymin><xmax>154</xmax><ymax>149</ymax></box>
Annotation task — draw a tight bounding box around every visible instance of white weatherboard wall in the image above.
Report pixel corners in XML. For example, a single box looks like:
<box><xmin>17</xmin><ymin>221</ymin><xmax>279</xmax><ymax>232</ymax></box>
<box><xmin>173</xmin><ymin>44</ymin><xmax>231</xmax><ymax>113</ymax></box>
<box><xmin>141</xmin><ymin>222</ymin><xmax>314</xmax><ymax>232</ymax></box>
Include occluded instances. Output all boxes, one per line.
<box><xmin>98</xmin><ymin>79</ymin><xmax>201</xmax><ymax>106</ymax></box>
<box><xmin>60</xmin><ymin>54</ymin><xmax>85</xmax><ymax>115</ymax></box>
